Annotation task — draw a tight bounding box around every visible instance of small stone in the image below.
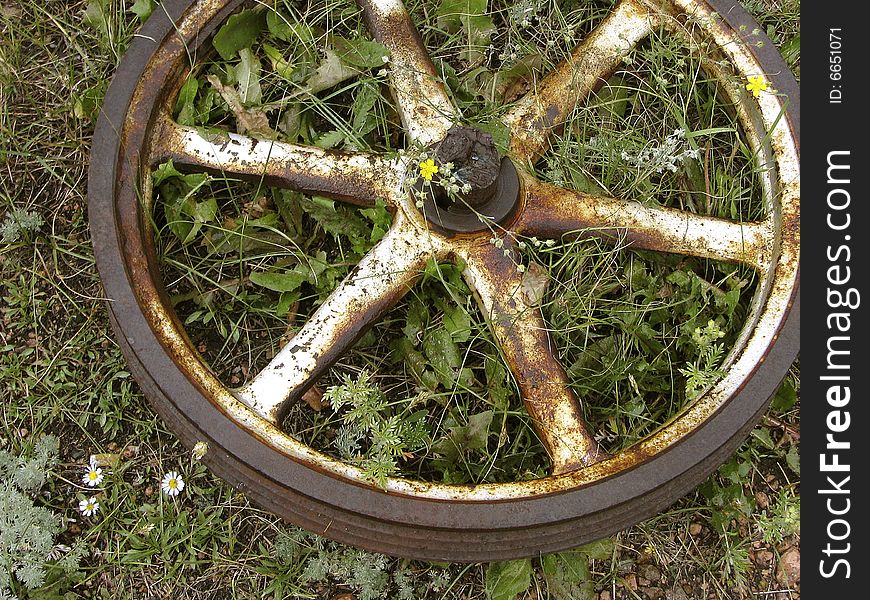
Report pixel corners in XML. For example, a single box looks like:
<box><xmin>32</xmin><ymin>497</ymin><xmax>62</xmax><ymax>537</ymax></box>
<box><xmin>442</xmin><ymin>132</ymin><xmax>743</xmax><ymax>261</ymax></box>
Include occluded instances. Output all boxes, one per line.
<box><xmin>642</xmin><ymin>587</ymin><xmax>664</xmax><ymax>600</ymax></box>
<box><xmin>689</xmin><ymin>522</ymin><xmax>703</xmax><ymax>536</ymax></box>
<box><xmin>639</xmin><ymin>563</ymin><xmax>662</xmax><ymax>582</ymax></box>
<box><xmin>624</xmin><ymin>573</ymin><xmax>638</xmax><ymax>591</ymax></box>
<box><xmin>755</xmin><ymin>491</ymin><xmax>770</xmax><ymax>510</ymax></box>
<box><xmin>599</xmin><ymin>591</ymin><xmax>612</xmax><ymax>600</ymax></box>
<box><xmin>665</xmin><ymin>586</ymin><xmax>690</xmax><ymax>600</ymax></box>
<box><xmin>776</xmin><ymin>546</ymin><xmax>800</xmax><ymax>586</ymax></box>
<box><xmin>755</xmin><ymin>550</ymin><xmax>774</xmax><ymax>566</ymax></box>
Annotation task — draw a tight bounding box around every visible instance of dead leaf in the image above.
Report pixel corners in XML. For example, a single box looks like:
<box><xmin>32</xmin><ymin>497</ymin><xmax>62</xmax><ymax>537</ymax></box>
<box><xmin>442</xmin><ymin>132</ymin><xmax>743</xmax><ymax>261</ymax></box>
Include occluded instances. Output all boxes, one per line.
<box><xmin>302</xmin><ymin>386</ymin><xmax>325</xmax><ymax>411</ymax></box>
<box><xmin>306</xmin><ymin>49</ymin><xmax>359</xmax><ymax>94</ymax></box>
<box><xmin>207</xmin><ymin>74</ymin><xmax>276</xmax><ymax>139</ymax></box>
<box><xmin>520</xmin><ymin>261</ymin><xmax>549</xmax><ymax>307</ymax></box>
<box><xmin>497</xmin><ymin>55</ymin><xmax>542</xmax><ymax>103</ymax></box>
<box><xmin>90</xmin><ymin>452</ymin><xmax>121</xmax><ymax>468</ymax></box>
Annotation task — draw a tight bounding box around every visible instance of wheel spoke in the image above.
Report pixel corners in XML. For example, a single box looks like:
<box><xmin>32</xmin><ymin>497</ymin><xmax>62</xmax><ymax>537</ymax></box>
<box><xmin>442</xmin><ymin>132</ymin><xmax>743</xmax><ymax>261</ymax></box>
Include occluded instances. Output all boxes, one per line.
<box><xmin>460</xmin><ymin>241</ymin><xmax>608</xmax><ymax>474</ymax></box>
<box><xmin>152</xmin><ymin>118</ymin><xmax>403</xmax><ymax>206</ymax></box>
<box><xmin>515</xmin><ymin>175</ymin><xmax>772</xmax><ymax>270</ymax></box>
<box><xmin>503</xmin><ymin>0</ymin><xmax>662</xmax><ymax>163</ymax></box>
<box><xmin>358</xmin><ymin>0</ymin><xmax>457</xmax><ymax>146</ymax></box>
<box><xmin>235</xmin><ymin>217</ymin><xmax>436</xmax><ymax>423</ymax></box>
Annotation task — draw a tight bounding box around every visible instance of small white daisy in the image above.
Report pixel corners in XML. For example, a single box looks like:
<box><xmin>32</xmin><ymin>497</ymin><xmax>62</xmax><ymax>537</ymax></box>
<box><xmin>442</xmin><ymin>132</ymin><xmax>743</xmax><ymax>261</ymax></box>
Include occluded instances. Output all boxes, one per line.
<box><xmin>82</xmin><ymin>460</ymin><xmax>104</xmax><ymax>487</ymax></box>
<box><xmin>78</xmin><ymin>497</ymin><xmax>99</xmax><ymax>516</ymax></box>
<box><xmin>161</xmin><ymin>471</ymin><xmax>185</xmax><ymax>497</ymax></box>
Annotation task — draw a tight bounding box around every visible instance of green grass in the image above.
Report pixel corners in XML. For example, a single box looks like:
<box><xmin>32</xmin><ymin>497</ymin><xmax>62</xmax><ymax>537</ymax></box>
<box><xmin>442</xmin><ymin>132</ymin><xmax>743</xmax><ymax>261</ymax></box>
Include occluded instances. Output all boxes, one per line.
<box><xmin>1</xmin><ymin>0</ymin><xmax>799</xmax><ymax>598</ymax></box>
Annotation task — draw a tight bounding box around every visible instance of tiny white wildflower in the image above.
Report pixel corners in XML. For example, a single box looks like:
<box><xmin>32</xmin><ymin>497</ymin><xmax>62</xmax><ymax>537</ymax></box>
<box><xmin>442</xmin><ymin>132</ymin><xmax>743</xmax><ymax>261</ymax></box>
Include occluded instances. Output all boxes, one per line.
<box><xmin>191</xmin><ymin>441</ymin><xmax>209</xmax><ymax>461</ymax></box>
<box><xmin>82</xmin><ymin>460</ymin><xmax>104</xmax><ymax>487</ymax></box>
<box><xmin>78</xmin><ymin>497</ymin><xmax>99</xmax><ymax>517</ymax></box>
<box><xmin>161</xmin><ymin>471</ymin><xmax>185</xmax><ymax>497</ymax></box>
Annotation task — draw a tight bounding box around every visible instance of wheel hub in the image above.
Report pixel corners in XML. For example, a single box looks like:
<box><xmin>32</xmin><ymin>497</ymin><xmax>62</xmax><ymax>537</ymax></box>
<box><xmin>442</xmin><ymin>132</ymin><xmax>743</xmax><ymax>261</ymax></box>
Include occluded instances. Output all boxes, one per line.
<box><xmin>418</xmin><ymin>125</ymin><xmax>521</xmax><ymax>235</ymax></box>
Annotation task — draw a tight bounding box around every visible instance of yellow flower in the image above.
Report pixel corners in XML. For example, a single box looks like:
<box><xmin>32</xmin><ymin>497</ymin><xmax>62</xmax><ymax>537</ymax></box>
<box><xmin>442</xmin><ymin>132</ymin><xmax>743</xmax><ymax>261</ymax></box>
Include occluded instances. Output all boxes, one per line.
<box><xmin>418</xmin><ymin>158</ymin><xmax>439</xmax><ymax>181</ymax></box>
<box><xmin>745</xmin><ymin>75</ymin><xmax>769</xmax><ymax>98</ymax></box>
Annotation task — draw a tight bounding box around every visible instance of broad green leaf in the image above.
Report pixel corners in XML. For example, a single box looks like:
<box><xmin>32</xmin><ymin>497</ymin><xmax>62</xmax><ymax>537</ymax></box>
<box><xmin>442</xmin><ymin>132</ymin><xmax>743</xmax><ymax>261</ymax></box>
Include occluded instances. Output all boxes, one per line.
<box><xmin>475</xmin><ymin>119</ymin><xmax>511</xmax><ymax>154</ymax></box>
<box><xmin>82</xmin><ymin>0</ymin><xmax>109</xmax><ymax>37</ymax></box>
<box><xmin>750</xmin><ymin>427</ymin><xmax>776</xmax><ymax>450</ymax></box>
<box><xmin>393</xmin><ymin>337</ymin><xmax>440</xmax><ymax>392</ymax></box>
<box><xmin>331</xmin><ymin>36</ymin><xmax>390</xmax><ymax>69</ymax></box>
<box><xmin>212</xmin><ymin>9</ymin><xmax>266</xmax><ymax>61</ymax></box>
<box><xmin>595</xmin><ymin>75</ymin><xmax>630</xmax><ymax>119</ymax></box>
<box><xmin>423</xmin><ymin>327</ymin><xmax>464</xmax><ymax>389</ymax></box>
<box><xmin>306</xmin><ymin>49</ymin><xmax>359</xmax><ymax>94</ymax></box>
<box><xmin>463</xmin><ymin>410</ymin><xmax>493</xmax><ymax>451</ymax></box>
<box><xmin>436</xmin><ymin>0</ymin><xmax>495</xmax><ymax>63</ymax></box>
<box><xmin>182</xmin><ymin>198</ymin><xmax>219</xmax><ymax>244</ymax></box>
<box><xmin>299</xmin><ymin>196</ymin><xmax>369</xmax><ymax>244</ymax></box>
<box><xmin>193</xmin><ymin>198</ymin><xmax>218</xmax><ymax>223</ymax></box>
<box><xmin>485</xmin><ymin>559</ymin><xmax>532</xmax><ymax>600</ymax></box>
<box><xmin>276</xmin><ymin>290</ymin><xmax>301</xmax><ymax>316</ymax></box>
<box><xmin>402</xmin><ymin>298</ymin><xmax>429</xmax><ymax>343</ymax></box>
<box><xmin>785</xmin><ymin>444</ymin><xmax>800</xmax><ymax>474</ymax></box>
<box><xmin>770</xmin><ymin>377</ymin><xmax>797</xmax><ymax>413</ymax></box>
<box><xmin>154</xmin><ymin>162</ymin><xmax>210</xmax><ymax>242</ymax></box>
<box><xmin>436</xmin><ymin>0</ymin><xmax>486</xmax><ymax>31</ymax></box>
<box><xmin>442</xmin><ymin>305</ymin><xmax>471</xmax><ymax>343</ymax></box>
<box><xmin>266</xmin><ymin>9</ymin><xmax>314</xmax><ymax>44</ymax></box>
<box><xmin>235</xmin><ymin>48</ymin><xmax>263</xmax><ymax>106</ymax></box>
<box><xmin>162</xmin><ymin>192</ymin><xmax>195</xmax><ymax>242</ymax></box>
<box><xmin>130</xmin><ymin>0</ymin><xmax>155</xmax><ymax>20</ymax></box>
<box><xmin>483</xmin><ymin>356</ymin><xmax>511</xmax><ymax>410</ymax></box>
<box><xmin>174</xmin><ymin>77</ymin><xmax>199</xmax><ymax>126</ymax></box>
<box><xmin>433</xmin><ymin>410</ymin><xmax>492</xmax><ymax>463</ymax></box>
<box><xmin>541</xmin><ymin>552</ymin><xmax>594</xmax><ymax>600</ymax></box>
<box><xmin>576</xmin><ymin>537</ymin><xmax>616</xmax><ymax>560</ymax></box>
<box><xmin>249</xmin><ymin>269</ymin><xmax>308</xmax><ymax>293</ymax></box>
<box><xmin>152</xmin><ymin>160</ymin><xmax>183</xmax><ymax>186</ymax></box>
<box><xmin>73</xmin><ymin>83</ymin><xmax>106</xmax><ymax>122</ymax></box>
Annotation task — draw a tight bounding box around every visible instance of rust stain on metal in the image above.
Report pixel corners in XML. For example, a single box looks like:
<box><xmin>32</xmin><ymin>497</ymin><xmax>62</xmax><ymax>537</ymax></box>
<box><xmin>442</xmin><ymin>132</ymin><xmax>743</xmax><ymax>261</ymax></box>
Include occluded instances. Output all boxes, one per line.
<box><xmin>514</xmin><ymin>173</ymin><xmax>772</xmax><ymax>270</ymax></box>
<box><xmin>152</xmin><ymin>121</ymin><xmax>402</xmax><ymax>207</ymax></box>
<box><xmin>504</xmin><ymin>0</ymin><xmax>661</xmax><ymax>162</ymax></box>
<box><xmin>457</xmin><ymin>241</ymin><xmax>609</xmax><ymax>473</ymax></box>
<box><xmin>359</xmin><ymin>0</ymin><xmax>456</xmax><ymax>145</ymax></box>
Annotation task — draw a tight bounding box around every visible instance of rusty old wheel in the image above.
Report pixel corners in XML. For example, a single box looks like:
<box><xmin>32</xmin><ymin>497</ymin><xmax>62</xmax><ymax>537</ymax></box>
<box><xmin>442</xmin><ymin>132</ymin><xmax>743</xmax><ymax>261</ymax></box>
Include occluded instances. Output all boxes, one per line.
<box><xmin>89</xmin><ymin>0</ymin><xmax>798</xmax><ymax>561</ymax></box>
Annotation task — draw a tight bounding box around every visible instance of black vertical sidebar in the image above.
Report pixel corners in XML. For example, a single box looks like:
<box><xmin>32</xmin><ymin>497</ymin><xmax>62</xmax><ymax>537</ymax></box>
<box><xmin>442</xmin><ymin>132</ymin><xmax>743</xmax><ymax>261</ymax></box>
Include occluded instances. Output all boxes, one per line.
<box><xmin>802</xmin><ymin>2</ymin><xmax>866</xmax><ymax>596</ymax></box>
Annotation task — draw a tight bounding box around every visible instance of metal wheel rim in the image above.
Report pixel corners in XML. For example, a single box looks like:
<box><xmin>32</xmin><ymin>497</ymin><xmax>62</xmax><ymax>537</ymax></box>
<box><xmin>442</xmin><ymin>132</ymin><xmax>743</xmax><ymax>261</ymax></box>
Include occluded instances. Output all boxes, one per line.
<box><xmin>89</xmin><ymin>0</ymin><xmax>799</xmax><ymax>560</ymax></box>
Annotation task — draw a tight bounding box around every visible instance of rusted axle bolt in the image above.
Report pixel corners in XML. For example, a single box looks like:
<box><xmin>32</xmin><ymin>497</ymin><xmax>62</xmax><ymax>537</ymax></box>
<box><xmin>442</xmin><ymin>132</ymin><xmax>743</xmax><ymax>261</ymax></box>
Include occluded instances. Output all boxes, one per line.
<box><xmin>420</xmin><ymin>125</ymin><xmax>521</xmax><ymax>235</ymax></box>
<box><xmin>434</xmin><ymin>125</ymin><xmax>502</xmax><ymax>208</ymax></box>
